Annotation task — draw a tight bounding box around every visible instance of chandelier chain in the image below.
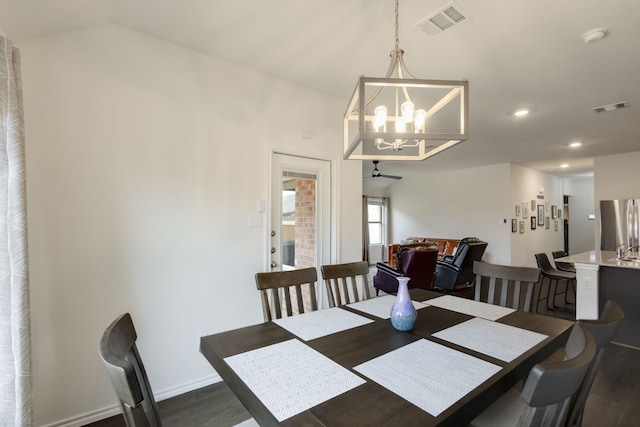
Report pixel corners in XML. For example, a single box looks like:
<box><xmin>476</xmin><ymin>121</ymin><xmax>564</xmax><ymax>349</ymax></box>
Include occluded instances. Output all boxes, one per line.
<box><xmin>394</xmin><ymin>0</ymin><xmax>399</xmax><ymax>50</ymax></box>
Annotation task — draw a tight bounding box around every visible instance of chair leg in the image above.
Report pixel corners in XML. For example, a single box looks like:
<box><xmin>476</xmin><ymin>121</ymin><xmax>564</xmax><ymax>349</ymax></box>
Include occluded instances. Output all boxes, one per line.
<box><xmin>536</xmin><ymin>277</ymin><xmax>550</xmax><ymax>314</ymax></box>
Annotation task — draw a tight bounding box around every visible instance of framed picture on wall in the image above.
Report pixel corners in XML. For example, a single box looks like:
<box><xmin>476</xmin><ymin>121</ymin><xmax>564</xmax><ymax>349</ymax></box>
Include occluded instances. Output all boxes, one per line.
<box><xmin>519</xmin><ymin>221</ymin><xmax>525</xmax><ymax>233</ymax></box>
<box><xmin>531</xmin><ymin>217</ymin><xmax>537</xmax><ymax>229</ymax></box>
<box><xmin>512</xmin><ymin>219</ymin><xmax>517</xmax><ymax>232</ymax></box>
<box><xmin>555</xmin><ymin>220</ymin><xmax>559</xmax><ymax>231</ymax></box>
<box><xmin>545</xmin><ymin>217</ymin><xmax>550</xmax><ymax>229</ymax></box>
<box><xmin>522</xmin><ymin>202</ymin><xmax>529</xmax><ymax>218</ymax></box>
<box><xmin>551</xmin><ymin>205</ymin><xmax>557</xmax><ymax>219</ymax></box>
<box><xmin>516</xmin><ymin>205</ymin><xmax>521</xmax><ymax>216</ymax></box>
<box><xmin>531</xmin><ymin>200</ymin><xmax>537</xmax><ymax>211</ymax></box>
<box><xmin>558</xmin><ymin>208</ymin><xmax>562</xmax><ymax>219</ymax></box>
<box><xmin>545</xmin><ymin>201</ymin><xmax>550</xmax><ymax>211</ymax></box>
<box><xmin>537</xmin><ymin>205</ymin><xmax>545</xmax><ymax>225</ymax></box>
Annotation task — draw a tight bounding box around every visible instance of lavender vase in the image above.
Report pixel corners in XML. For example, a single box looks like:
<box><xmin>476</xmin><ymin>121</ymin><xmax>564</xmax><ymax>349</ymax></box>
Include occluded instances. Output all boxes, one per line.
<box><xmin>390</xmin><ymin>277</ymin><xmax>417</xmax><ymax>331</ymax></box>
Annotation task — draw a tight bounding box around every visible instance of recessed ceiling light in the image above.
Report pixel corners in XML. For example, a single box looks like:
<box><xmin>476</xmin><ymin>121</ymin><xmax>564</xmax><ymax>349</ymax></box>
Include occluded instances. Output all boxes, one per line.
<box><xmin>514</xmin><ymin>109</ymin><xmax>529</xmax><ymax>117</ymax></box>
<box><xmin>569</xmin><ymin>142</ymin><xmax>582</xmax><ymax>148</ymax></box>
<box><xmin>582</xmin><ymin>27</ymin><xmax>608</xmax><ymax>43</ymax></box>
<box><xmin>560</xmin><ymin>164</ymin><xmax>569</xmax><ymax>168</ymax></box>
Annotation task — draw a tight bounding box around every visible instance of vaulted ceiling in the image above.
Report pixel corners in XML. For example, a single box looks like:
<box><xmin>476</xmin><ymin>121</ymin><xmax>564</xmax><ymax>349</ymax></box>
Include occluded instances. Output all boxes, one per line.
<box><xmin>2</xmin><ymin>0</ymin><xmax>639</xmax><ymax>182</ymax></box>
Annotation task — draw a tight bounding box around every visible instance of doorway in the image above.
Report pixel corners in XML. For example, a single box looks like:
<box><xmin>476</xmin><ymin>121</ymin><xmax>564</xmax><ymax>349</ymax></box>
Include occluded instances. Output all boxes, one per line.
<box><xmin>270</xmin><ymin>153</ymin><xmax>332</xmax><ymax>309</ymax></box>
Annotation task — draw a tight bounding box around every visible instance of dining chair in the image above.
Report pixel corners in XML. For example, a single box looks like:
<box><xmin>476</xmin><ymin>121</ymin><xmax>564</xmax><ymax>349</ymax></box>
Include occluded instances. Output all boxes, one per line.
<box><xmin>321</xmin><ymin>261</ymin><xmax>371</xmax><ymax>307</ymax></box>
<box><xmin>99</xmin><ymin>313</ymin><xmax>163</xmax><ymax>427</ymax></box>
<box><xmin>472</xmin><ymin>261</ymin><xmax>541</xmax><ymax>312</ymax></box>
<box><xmin>255</xmin><ymin>267</ymin><xmax>318</xmax><ymax>321</ymax></box>
<box><xmin>469</xmin><ymin>322</ymin><xmax>596</xmax><ymax>427</ymax></box>
<box><xmin>566</xmin><ymin>300</ymin><xmax>624</xmax><ymax>427</ymax></box>
<box><xmin>535</xmin><ymin>253</ymin><xmax>576</xmax><ymax>313</ymax></box>
<box><xmin>100</xmin><ymin>313</ymin><xmax>258</xmax><ymax>427</ymax></box>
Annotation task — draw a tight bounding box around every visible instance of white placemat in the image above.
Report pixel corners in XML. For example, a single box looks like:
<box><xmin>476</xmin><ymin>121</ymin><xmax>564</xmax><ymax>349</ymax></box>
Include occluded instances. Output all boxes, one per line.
<box><xmin>273</xmin><ymin>307</ymin><xmax>374</xmax><ymax>341</ymax></box>
<box><xmin>347</xmin><ymin>295</ymin><xmax>428</xmax><ymax>319</ymax></box>
<box><xmin>432</xmin><ymin>317</ymin><xmax>548</xmax><ymax>362</ymax></box>
<box><xmin>224</xmin><ymin>339</ymin><xmax>365</xmax><ymax>422</ymax></box>
<box><xmin>424</xmin><ymin>295</ymin><xmax>515</xmax><ymax>321</ymax></box>
<box><xmin>354</xmin><ymin>339</ymin><xmax>501</xmax><ymax>417</ymax></box>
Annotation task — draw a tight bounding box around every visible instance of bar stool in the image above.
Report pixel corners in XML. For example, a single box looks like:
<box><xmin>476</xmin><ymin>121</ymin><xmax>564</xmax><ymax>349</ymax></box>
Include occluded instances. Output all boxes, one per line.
<box><xmin>535</xmin><ymin>253</ymin><xmax>576</xmax><ymax>313</ymax></box>
<box><xmin>552</xmin><ymin>250</ymin><xmax>576</xmax><ymax>273</ymax></box>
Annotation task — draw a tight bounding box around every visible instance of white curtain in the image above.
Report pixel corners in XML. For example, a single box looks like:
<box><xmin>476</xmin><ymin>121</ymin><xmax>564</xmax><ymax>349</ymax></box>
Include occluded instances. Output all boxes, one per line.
<box><xmin>0</xmin><ymin>35</ymin><xmax>32</xmax><ymax>427</ymax></box>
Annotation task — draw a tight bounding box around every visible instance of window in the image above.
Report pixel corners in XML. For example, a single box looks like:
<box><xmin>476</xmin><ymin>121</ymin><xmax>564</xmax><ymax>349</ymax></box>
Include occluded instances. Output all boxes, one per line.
<box><xmin>368</xmin><ymin>200</ymin><xmax>383</xmax><ymax>245</ymax></box>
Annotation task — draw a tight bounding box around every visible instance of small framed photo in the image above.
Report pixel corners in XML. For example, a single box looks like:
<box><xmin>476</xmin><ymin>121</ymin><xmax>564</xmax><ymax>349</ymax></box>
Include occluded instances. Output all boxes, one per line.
<box><xmin>516</xmin><ymin>205</ymin><xmax>521</xmax><ymax>216</ymax></box>
<box><xmin>545</xmin><ymin>201</ymin><xmax>550</xmax><ymax>212</ymax></box>
<box><xmin>537</xmin><ymin>205</ymin><xmax>545</xmax><ymax>225</ymax></box>
<box><xmin>545</xmin><ymin>217</ymin><xmax>550</xmax><ymax>229</ymax></box>
<box><xmin>519</xmin><ymin>221</ymin><xmax>525</xmax><ymax>233</ymax></box>
<box><xmin>522</xmin><ymin>202</ymin><xmax>529</xmax><ymax>218</ymax></box>
<box><xmin>557</xmin><ymin>208</ymin><xmax>562</xmax><ymax>219</ymax></box>
<box><xmin>531</xmin><ymin>200</ymin><xmax>536</xmax><ymax>211</ymax></box>
<box><xmin>555</xmin><ymin>220</ymin><xmax>559</xmax><ymax>231</ymax></box>
<box><xmin>551</xmin><ymin>205</ymin><xmax>557</xmax><ymax>219</ymax></box>
<box><xmin>531</xmin><ymin>216</ymin><xmax>537</xmax><ymax>229</ymax></box>
<box><xmin>512</xmin><ymin>219</ymin><xmax>517</xmax><ymax>232</ymax></box>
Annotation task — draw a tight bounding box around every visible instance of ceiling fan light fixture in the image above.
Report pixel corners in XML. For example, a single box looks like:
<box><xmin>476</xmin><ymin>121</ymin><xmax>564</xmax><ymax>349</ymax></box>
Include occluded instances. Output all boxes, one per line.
<box><xmin>343</xmin><ymin>0</ymin><xmax>469</xmax><ymax>161</ymax></box>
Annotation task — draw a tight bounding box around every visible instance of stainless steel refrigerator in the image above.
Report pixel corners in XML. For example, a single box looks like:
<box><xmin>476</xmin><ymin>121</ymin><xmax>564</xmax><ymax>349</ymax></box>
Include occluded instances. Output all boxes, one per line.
<box><xmin>600</xmin><ymin>199</ymin><xmax>640</xmax><ymax>252</ymax></box>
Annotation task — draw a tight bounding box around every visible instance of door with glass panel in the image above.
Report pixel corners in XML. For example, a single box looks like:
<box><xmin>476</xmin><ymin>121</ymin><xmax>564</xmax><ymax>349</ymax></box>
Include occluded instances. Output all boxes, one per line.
<box><xmin>270</xmin><ymin>153</ymin><xmax>331</xmax><ymax>310</ymax></box>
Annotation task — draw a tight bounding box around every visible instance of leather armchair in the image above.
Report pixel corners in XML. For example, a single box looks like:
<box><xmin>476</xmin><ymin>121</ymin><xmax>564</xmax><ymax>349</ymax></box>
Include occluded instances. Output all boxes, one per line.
<box><xmin>373</xmin><ymin>243</ymin><xmax>439</xmax><ymax>295</ymax></box>
<box><xmin>434</xmin><ymin>237</ymin><xmax>488</xmax><ymax>291</ymax></box>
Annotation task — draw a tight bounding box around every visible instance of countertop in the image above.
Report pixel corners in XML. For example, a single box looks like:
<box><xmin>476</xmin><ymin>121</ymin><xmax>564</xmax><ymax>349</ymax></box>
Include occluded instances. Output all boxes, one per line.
<box><xmin>559</xmin><ymin>250</ymin><xmax>640</xmax><ymax>270</ymax></box>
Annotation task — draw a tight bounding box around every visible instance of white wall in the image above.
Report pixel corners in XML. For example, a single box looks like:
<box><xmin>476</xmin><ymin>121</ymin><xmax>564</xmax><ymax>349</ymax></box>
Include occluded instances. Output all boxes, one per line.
<box><xmin>18</xmin><ymin>24</ymin><xmax>361</xmax><ymax>426</ymax></box>
<box><xmin>564</xmin><ymin>178</ymin><xmax>595</xmax><ymax>254</ymax></box>
<box><xmin>593</xmin><ymin>151</ymin><xmax>640</xmax><ymax>249</ymax></box>
<box><xmin>388</xmin><ymin>163</ymin><xmax>512</xmax><ymax>264</ymax></box>
<box><xmin>509</xmin><ymin>164</ymin><xmax>564</xmax><ymax>267</ymax></box>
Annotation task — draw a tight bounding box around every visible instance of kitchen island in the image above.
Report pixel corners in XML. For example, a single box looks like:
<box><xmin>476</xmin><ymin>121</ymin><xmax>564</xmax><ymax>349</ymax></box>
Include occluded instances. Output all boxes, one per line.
<box><xmin>559</xmin><ymin>250</ymin><xmax>640</xmax><ymax>348</ymax></box>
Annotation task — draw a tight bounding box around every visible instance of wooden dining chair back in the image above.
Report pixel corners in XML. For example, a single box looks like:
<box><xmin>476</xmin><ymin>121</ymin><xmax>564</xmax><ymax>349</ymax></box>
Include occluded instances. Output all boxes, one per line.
<box><xmin>321</xmin><ymin>261</ymin><xmax>371</xmax><ymax>307</ymax></box>
<box><xmin>566</xmin><ymin>300</ymin><xmax>624</xmax><ymax>427</ymax></box>
<box><xmin>470</xmin><ymin>323</ymin><xmax>596</xmax><ymax>427</ymax></box>
<box><xmin>99</xmin><ymin>313</ymin><xmax>162</xmax><ymax>427</ymax></box>
<box><xmin>472</xmin><ymin>261</ymin><xmax>541</xmax><ymax>312</ymax></box>
<box><xmin>255</xmin><ymin>267</ymin><xmax>318</xmax><ymax>321</ymax></box>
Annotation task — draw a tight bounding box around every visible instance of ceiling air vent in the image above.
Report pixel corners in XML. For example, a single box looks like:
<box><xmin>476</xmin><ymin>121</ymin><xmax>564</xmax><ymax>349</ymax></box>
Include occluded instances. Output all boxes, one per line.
<box><xmin>416</xmin><ymin>2</ymin><xmax>471</xmax><ymax>35</ymax></box>
<box><xmin>591</xmin><ymin>101</ymin><xmax>629</xmax><ymax>113</ymax></box>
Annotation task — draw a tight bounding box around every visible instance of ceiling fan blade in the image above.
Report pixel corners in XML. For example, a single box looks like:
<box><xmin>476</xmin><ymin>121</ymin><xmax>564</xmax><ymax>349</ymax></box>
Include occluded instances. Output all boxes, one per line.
<box><xmin>379</xmin><ymin>174</ymin><xmax>402</xmax><ymax>180</ymax></box>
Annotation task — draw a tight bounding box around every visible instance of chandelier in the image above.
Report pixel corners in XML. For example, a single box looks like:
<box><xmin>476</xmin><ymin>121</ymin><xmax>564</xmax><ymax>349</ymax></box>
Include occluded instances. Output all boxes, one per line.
<box><xmin>343</xmin><ymin>0</ymin><xmax>469</xmax><ymax>161</ymax></box>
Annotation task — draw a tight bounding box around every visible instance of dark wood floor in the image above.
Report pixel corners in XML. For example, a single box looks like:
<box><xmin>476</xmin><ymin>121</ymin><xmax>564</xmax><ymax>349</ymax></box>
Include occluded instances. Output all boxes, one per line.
<box><xmin>86</xmin><ymin>280</ymin><xmax>640</xmax><ymax>426</ymax></box>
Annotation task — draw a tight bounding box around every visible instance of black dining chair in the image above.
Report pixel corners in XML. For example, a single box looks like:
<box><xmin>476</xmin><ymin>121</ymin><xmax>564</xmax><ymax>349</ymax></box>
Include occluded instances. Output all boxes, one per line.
<box><xmin>99</xmin><ymin>313</ymin><xmax>259</xmax><ymax>427</ymax></box>
<box><xmin>255</xmin><ymin>267</ymin><xmax>318</xmax><ymax>321</ymax></box>
<box><xmin>321</xmin><ymin>261</ymin><xmax>371</xmax><ymax>307</ymax></box>
<box><xmin>566</xmin><ymin>300</ymin><xmax>624</xmax><ymax>427</ymax></box>
<box><xmin>535</xmin><ymin>253</ymin><xmax>576</xmax><ymax>313</ymax></box>
<box><xmin>469</xmin><ymin>322</ymin><xmax>596</xmax><ymax>427</ymax></box>
<box><xmin>472</xmin><ymin>261</ymin><xmax>541</xmax><ymax>312</ymax></box>
<box><xmin>99</xmin><ymin>313</ymin><xmax>163</xmax><ymax>427</ymax></box>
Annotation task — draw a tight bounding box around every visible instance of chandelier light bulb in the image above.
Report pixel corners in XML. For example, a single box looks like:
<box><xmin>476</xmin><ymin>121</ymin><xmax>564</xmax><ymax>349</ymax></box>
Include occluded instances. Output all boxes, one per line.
<box><xmin>373</xmin><ymin>106</ymin><xmax>388</xmax><ymax>131</ymax></box>
<box><xmin>395</xmin><ymin>117</ymin><xmax>405</xmax><ymax>133</ymax></box>
<box><xmin>401</xmin><ymin>101</ymin><xmax>415</xmax><ymax>123</ymax></box>
<box><xmin>414</xmin><ymin>109</ymin><xmax>427</xmax><ymax>132</ymax></box>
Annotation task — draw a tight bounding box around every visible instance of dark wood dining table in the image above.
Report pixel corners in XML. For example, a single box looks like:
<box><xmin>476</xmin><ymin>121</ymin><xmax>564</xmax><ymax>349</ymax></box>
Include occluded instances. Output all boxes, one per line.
<box><xmin>200</xmin><ymin>289</ymin><xmax>574</xmax><ymax>426</ymax></box>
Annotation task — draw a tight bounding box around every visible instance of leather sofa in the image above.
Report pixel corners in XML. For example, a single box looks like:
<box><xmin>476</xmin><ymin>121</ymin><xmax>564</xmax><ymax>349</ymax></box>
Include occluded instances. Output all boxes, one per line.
<box><xmin>374</xmin><ymin>243</ymin><xmax>439</xmax><ymax>295</ymax></box>
<box><xmin>388</xmin><ymin>237</ymin><xmax>460</xmax><ymax>267</ymax></box>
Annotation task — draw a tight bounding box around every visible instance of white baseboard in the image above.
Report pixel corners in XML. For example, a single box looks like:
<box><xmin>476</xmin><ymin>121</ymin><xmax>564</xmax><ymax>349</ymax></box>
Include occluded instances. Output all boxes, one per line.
<box><xmin>38</xmin><ymin>374</ymin><xmax>222</xmax><ymax>427</ymax></box>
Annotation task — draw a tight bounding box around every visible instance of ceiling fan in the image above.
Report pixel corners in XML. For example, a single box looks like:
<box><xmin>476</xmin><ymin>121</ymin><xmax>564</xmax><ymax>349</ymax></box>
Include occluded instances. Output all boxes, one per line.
<box><xmin>367</xmin><ymin>160</ymin><xmax>402</xmax><ymax>180</ymax></box>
